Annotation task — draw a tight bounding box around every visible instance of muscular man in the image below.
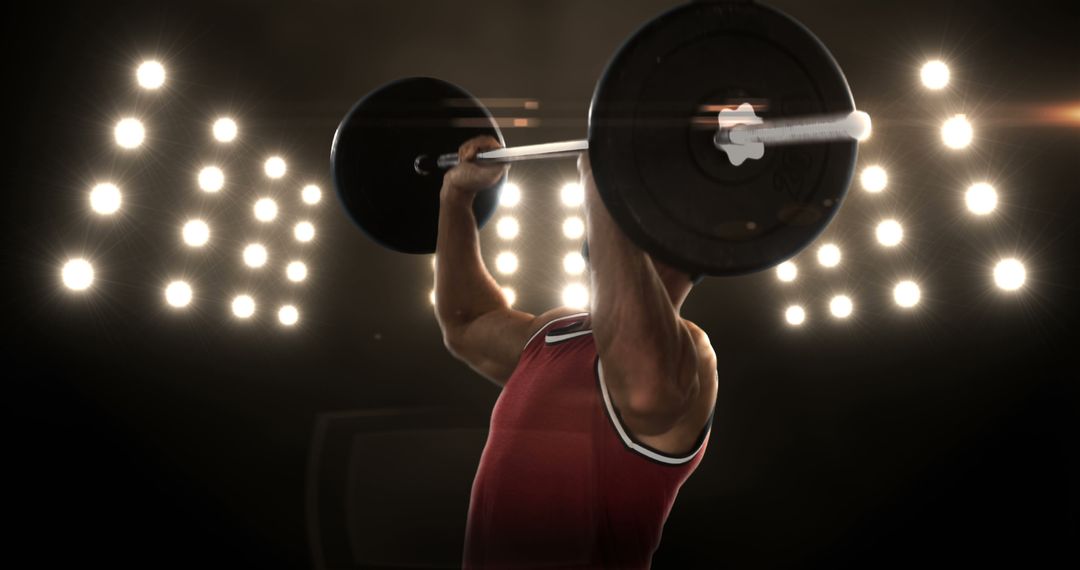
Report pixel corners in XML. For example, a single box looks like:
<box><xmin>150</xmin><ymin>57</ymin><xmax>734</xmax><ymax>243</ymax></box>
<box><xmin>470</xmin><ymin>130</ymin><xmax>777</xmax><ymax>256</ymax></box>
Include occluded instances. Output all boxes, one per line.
<box><xmin>435</xmin><ymin>136</ymin><xmax>718</xmax><ymax>569</ymax></box>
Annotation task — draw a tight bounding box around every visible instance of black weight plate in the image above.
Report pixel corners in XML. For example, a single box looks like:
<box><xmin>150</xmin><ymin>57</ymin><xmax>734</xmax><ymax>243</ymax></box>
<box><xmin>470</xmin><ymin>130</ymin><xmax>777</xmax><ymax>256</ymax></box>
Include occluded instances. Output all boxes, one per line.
<box><xmin>589</xmin><ymin>1</ymin><xmax>857</xmax><ymax>276</ymax></box>
<box><xmin>332</xmin><ymin>77</ymin><xmax>505</xmax><ymax>254</ymax></box>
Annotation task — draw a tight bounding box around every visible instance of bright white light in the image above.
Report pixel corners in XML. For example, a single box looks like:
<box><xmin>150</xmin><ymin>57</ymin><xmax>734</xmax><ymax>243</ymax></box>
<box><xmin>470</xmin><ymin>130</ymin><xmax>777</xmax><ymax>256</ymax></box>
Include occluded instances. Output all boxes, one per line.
<box><xmin>232</xmin><ymin>295</ymin><xmax>256</xmax><ymax>319</ymax></box>
<box><xmin>495</xmin><ymin>252</ymin><xmax>519</xmax><ymax>275</ymax></box>
<box><xmin>921</xmin><ymin>60</ymin><xmax>950</xmax><ymax>90</ymax></box>
<box><xmin>562</xmin><ymin>216</ymin><xmax>585</xmax><ymax>239</ymax></box>
<box><xmin>563</xmin><ymin>251</ymin><xmax>586</xmax><ymax>275</ymax></box>
<box><xmin>429</xmin><ymin>289</ymin><xmax>436</xmax><ymax>305</ymax></box>
<box><xmin>785</xmin><ymin>305</ymin><xmax>806</xmax><ymax>326</ymax></box>
<box><xmin>500</xmin><ymin>182</ymin><xmax>521</xmax><ymax>207</ymax></box>
<box><xmin>265</xmin><ymin>156</ymin><xmax>287</xmax><ymax>179</ymax></box>
<box><xmin>302</xmin><ymin>184</ymin><xmax>322</xmax><ymax>205</ymax></box>
<box><xmin>876</xmin><ymin>219</ymin><xmax>904</xmax><ymax>247</ymax></box>
<box><xmin>243</xmin><ymin>243</ymin><xmax>268</xmax><ymax>268</ymax></box>
<box><xmin>89</xmin><ymin>183</ymin><xmax>122</xmax><ymax>215</ymax></box>
<box><xmin>829</xmin><ymin>295</ymin><xmax>854</xmax><ymax>319</ymax></box>
<box><xmin>286</xmin><ymin>261</ymin><xmax>307</xmax><ymax>283</ymax></box>
<box><xmin>198</xmin><ymin>167</ymin><xmax>225</xmax><ymax>193</ymax></box>
<box><xmin>164</xmin><ymin>280</ymin><xmax>193</xmax><ymax>308</ymax></box>
<box><xmin>254</xmin><ymin>198</ymin><xmax>278</xmax><ymax>222</ymax></box>
<box><xmin>502</xmin><ymin>287</ymin><xmax>517</xmax><ymax>307</ymax></box>
<box><xmin>894</xmin><ymin>280</ymin><xmax>921</xmax><ymax>308</ymax></box>
<box><xmin>776</xmin><ymin>261</ymin><xmax>797</xmax><ymax>282</ymax></box>
<box><xmin>294</xmin><ymin>221</ymin><xmax>315</xmax><ymax>242</ymax></box>
<box><xmin>278</xmin><ymin>305</ymin><xmax>299</xmax><ymax>327</ymax></box>
<box><xmin>562</xmin><ymin>283</ymin><xmax>589</xmax><ymax>309</ymax></box>
<box><xmin>965</xmin><ymin>182</ymin><xmax>998</xmax><ymax>215</ymax></box>
<box><xmin>213</xmin><ymin>118</ymin><xmax>238</xmax><ymax>142</ymax></box>
<box><xmin>561</xmin><ymin>183</ymin><xmax>584</xmax><ymax>207</ymax></box>
<box><xmin>817</xmin><ymin>243</ymin><xmax>841</xmax><ymax>268</ymax></box>
<box><xmin>114</xmin><ymin>118</ymin><xmax>145</xmax><ymax>149</ymax></box>
<box><xmin>942</xmin><ymin>114</ymin><xmax>973</xmax><ymax>149</ymax></box>
<box><xmin>182</xmin><ymin>219</ymin><xmax>210</xmax><ymax>247</ymax></box>
<box><xmin>62</xmin><ymin>258</ymin><xmax>94</xmax><ymax>291</ymax></box>
<box><xmin>136</xmin><ymin>60</ymin><xmax>166</xmax><ymax>89</ymax></box>
<box><xmin>496</xmin><ymin>216</ymin><xmax>520</xmax><ymax>240</ymax></box>
<box><xmin>860</xmin><ymin>165</ymin><xmax>888</xmax><ymax>193</ymax></box>
<box><xmin>994</xmin><ymin>258</ymin><xmax>1026</xmax><ymax>291</ymax></box>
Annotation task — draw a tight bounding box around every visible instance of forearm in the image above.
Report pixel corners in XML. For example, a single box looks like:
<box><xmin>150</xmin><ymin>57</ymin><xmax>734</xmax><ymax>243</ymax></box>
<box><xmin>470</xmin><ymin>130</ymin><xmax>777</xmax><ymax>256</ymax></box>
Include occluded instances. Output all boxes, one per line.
<box><xmin>584</xmin><ymin>181</ymin><xmax>696</xmax><ymax>411</ymax></box>
<box><xmin>434</xmin><ymin>184</ymin><xmax>508</xmax><ymax>336</ymax></box>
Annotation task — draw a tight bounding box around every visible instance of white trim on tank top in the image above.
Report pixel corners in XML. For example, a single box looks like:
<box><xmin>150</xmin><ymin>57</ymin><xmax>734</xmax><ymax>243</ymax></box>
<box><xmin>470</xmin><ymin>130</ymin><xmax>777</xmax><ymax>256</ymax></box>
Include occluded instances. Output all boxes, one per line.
<box><xmin>521</xmin><ymin>312</ymin><xmax>589</xmax><ymax>352</ymax></box>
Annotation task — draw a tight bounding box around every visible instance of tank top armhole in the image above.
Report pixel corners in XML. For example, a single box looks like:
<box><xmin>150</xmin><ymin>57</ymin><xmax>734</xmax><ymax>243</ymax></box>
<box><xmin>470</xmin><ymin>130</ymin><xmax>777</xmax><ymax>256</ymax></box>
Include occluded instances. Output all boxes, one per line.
<box><xmin>595</xmin><ymin>356</ymin><xmax>713</xmax><ymax>467</ymax></box>
<box><xmin>521</xmin><ymin>312</ymin><xmax>590</xmax><ymax>353</ymax></box>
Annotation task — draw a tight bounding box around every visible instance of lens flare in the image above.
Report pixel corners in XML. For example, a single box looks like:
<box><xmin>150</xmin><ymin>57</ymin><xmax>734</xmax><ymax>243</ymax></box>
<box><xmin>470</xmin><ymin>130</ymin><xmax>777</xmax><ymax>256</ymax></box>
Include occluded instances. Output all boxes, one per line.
<box><xmin>500</xmin><ymin>182</ymin><xmax>521</xmax><ymax>207</ymax></box>
<box><xmin>502</xmin><ymin>287</ymin><xmax>517</xmax><ymax>307</ymax></box>
<box><xmin>90</xmin><ymin>183</ymin><xmax>122</xmax><ymax>215</ymax></box>
<box><xmin>829</xmin><ymin>295</ymin><xmax>854</xmax><ymax>319</ymax></box>
<box><xmin>254</xmin><ymin>198</ymin><xmax>278</xmax><ymax>222</ymax></box>
<box><xmin>278</xmin><ymin>305</ymin><xmax>299</xmax><ymax>326</ymax></box>
<box><xmin>894</xmin><ymin>280</ymin><xmax>921</xmax><ymax>308</ymax></box>
<box><xmin>243</xmin><ymin>244</ymin><xmax>268</xmax><ymax>268</ymax></box>
<box><xmin>920</xmin><ymin>60</ymin><xmax>950</xmax><ymax>90</ymax></box>
<box><xmin>563</xmin><ymin>251</ymin><xmax>586</xmax><ymax>275</ymax></box>
<box><xmin>136</xmin><ymin>60</ymin><xmax>166</xmax><ymax>89</ymax></box>
<box><xmin>860</xmin><ymin>165</ymin><xmax>887</xmax><ymax>193</ymax></box>
<box><xmin>785</xmin><ymin>305</ymin><xmax>806</xmax><ymax>326</ymax></box>
<box><xmin>942</xmin><ymin>114</ymin><xmax>973</xmax><ymax>149</ymax></box>
<box><xmin>286</xmin><ymin>261</ymin><xmax>307</xmax><ymax>283</ymax></box>
<box><xmin>965</xmin><ymin>182</ymin><xmax>998</xmax><ymax>215</ymax></box>
<box><xmin>182</xmin><ymin>219</ymin><xmax>210</xmax><ymax>247</ymax></box>
<box><xmin>62</xmin><ymin>258</ymin><xmax>94</xmax><ymax>291</ymax></box>
<box><xmin>496</xmin><ymin>216</ymin><xmax>520</xmax><ymax>240</ymax></box>
<box><xmin>994</xmin><ymin>258</ymin><xmax>1026</xmax><ymax>291</ymax></box>
<box><xmin>495</xmin><ymin>252</ymin><xmax>519</xmax><ymax>275</ymax></box>
<box><xmin>115</xmin><ymin>118</ymin><xmax>145</xmax><ymax>149</ymax></box>
<box><xmin>817</xmin><ymin>243</ymin><xmax>841</xmax><ymax>268</ymax></box>
<box><xmin>776</xmin><ymin>261</ymin><xmax>797</xmax><ymax>282</ymax></box>
<box><xmin>164</xmin><ymin>280</ymin><xmax>193</xmax><ymax>308</ymax></box>
<box><xmin>876</xmin><ymin>219</ymin><xmax>904</xmax><ymax>247</ymax></box>
<box><xmin>294</xmin><ymin>221</ymin><xmax>315</xmax><ymax>242</ymax></box>
<box><xmin>561</xmin><ymin>183</ymin><xmax>584</xmax><ymax>207</ymax></box>
<box><xmin>302</xmin><ymin>184</ymin><xmax>322</xmax><ymax>205</ymax></box>
<box><xmin>562</xmin><ymin>283</ymin><xmax>589</xmax><ymax>309</ymax></box>
<box><xmin>265</xmin><ymin>156</ymin><xmax>287</xmax><ymax>179</ymax></box>
<box><xmin>232</xmin><ymin>295</ymin><xmax>256</xmax><ymax>319</ymax></box>
<box><xmin>562</xmin><ymin>217</ymin><xmax>585</xmax><ymax>239</ymax></box>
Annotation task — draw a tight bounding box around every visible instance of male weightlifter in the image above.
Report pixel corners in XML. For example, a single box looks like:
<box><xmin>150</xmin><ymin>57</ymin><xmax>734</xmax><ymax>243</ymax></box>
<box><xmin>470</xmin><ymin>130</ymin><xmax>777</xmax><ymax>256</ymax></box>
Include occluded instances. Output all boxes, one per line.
<box><xmin>434</xmin><ymin>136</ymin><xmax>718</xmax><ymax>569</ymax></box>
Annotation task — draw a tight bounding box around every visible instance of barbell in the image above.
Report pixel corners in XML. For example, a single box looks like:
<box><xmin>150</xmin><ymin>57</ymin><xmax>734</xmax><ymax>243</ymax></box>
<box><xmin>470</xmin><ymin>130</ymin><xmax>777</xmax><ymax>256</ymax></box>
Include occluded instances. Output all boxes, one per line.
<box><xmin>331</xmin><ymin>0</ymin><xmax>869</xmax><ymax>276</ymax></box>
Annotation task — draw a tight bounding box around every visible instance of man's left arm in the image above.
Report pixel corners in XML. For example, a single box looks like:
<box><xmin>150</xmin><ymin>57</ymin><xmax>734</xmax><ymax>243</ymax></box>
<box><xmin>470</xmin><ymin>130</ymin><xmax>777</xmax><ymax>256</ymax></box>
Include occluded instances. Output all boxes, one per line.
<box><xmin>580</xmin><ymin>155</ymin><xmax>708</xmax><ymax>439</ymax></box>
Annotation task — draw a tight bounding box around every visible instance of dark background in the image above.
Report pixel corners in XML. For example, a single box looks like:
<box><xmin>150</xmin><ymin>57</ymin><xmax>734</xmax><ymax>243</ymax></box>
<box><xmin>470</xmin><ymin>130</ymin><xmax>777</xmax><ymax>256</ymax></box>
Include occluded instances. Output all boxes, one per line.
<box><xmin>5</xmin><ymin>0</ymin><xmax>1078</xmax><ymax>567</ymax></box>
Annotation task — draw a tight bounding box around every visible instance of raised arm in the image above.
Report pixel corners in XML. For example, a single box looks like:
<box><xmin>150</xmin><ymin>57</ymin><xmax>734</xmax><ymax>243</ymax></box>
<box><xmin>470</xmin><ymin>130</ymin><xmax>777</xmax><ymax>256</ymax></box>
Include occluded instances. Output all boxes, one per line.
<box><xmin>435</xmin><ymin>137</ymin><xmax>569</xmax><ymax>385</ymax></box>
<box><xmin>580</xmin><ymin>154</ymin><xmax>710</xmax><ymax>442</ymax></box>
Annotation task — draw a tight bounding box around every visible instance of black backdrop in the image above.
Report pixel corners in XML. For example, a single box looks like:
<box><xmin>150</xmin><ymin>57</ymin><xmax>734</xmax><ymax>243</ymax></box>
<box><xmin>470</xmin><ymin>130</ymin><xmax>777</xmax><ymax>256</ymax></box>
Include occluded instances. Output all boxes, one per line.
<box><xmin>5</xmin><ymin>1</ymin><xmax>1078</xmax><ymax>568</ymax></box>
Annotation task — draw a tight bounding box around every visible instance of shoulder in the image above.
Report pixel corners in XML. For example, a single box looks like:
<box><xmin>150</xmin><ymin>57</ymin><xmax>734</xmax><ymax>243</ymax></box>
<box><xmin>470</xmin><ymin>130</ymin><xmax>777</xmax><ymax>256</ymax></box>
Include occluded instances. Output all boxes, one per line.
<box><xmin>521</xmin><ymin>307</ymin><xmax>590</xmax><ymax>349</ymax></box>
<box><xmin>682</xmin><ymin>319</ymin><xmax>716</xmax><ymax>364</ymax></box>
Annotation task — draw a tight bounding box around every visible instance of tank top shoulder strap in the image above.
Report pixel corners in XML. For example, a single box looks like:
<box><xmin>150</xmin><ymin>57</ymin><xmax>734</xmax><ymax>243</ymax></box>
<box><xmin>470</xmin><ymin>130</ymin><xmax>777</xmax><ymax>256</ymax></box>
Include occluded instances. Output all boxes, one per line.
<box><xmin>521</xmin><ymin>312</ymin><xmax>590</xmax><ymax>353</ymax></box>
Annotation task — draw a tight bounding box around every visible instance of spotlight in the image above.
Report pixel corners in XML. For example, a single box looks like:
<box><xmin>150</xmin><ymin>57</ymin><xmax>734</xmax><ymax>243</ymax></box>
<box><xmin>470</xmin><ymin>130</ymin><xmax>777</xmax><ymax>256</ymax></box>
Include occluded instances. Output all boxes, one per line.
<box><xmin>89</xmin><ymin>183</ymin><xmax>122</xmax><ymax>215</ymax></box>
<box><xmin>495</xmin><ymin>252</ymin><xmax>519</xmax><ymax>275</ymax></box>
<box><xmin>430</xmin><ymin>289</ymin><xmax>436</xmax><ymax>305</ymax></box>
<box><xmin>294</xmin><ymin>221</ymin><xmax>315</xmax><ymax>243</ymax></box>
<box><xmin>278</xmin><ymin>305</ymin><xmax>299</xmax><ymax>327</ymax></box>
<box><xmin>136</xmin><ymin>60</ymin><xmax>166</xmax><ymax>90</ymax></box>
<box><xmin>561</xmin><ymin>183</ymin><xmax>584</xmax><ymax>207</ymax></box>
<box><xmin>265</xmin><ymin>156</ymin><xmax>287</xmax><ymax>179</ymax></box>
<box><xmin>860</xmin><ymin>165</ymin><xmax>887</xmax><ymax>193</ymax></box>
<box><xmin>61</xmin><ymin>258</ymin><xmax>94</xmax><ymax>291</ymax></box>
<box><xmin>776</xmin><ymin>261</ymin><xmax>797</xmax><ymax>282</ymax></box>
<box><xmin>286</xmin><ymin>261</ymin><xmax>307</xmax><ymax>283</ymax></box>
<box><xmin>829</xmin><ymin>295</ymin><xmax>854</xmax><ymax>319</ymax></box>
<box><xmin>563</xmin><ymin>251</ymin><xmax>586</xmax><ymax>275</ymax></box>
<box><xmin>114</xmin><ymin>118</ymin><xmax>145</xmax><ymax>149</ymax></box>
<box><xmin>243</xmin><ymin>243</ymin><xmax>268</xmax><ymax>268</ymax></box>
<box><xmin>502</xmin><ymin>287</ymin><xmax>517</xmax><ymax>307</ymax></box>
<box><xmin>182</xmin><ymin>219</ymin><xmax>210</xmax><ymax>247</ymax></box>
<box><xmin>231</xmin><ymin>295</ymin><xmax>256</xmax><ymax>319</ymax></box>
<box><xmin>198</xmin><ymin>166</ymin><xmax>225</xmax><ymax>193</ymax></box>
<box><xmin>965</xmin><ymin>182</ymin><xmax>998</xmax><ymax>215</ymax></box>
<box><xmin>562</xmin><ymin>216</ymin><xmax>585</xmax><ymax>239</ymax></box>
<box><xmin>817</xmin><ymin>243</ymin><xmax>841</xmax><ymax>268</ymax></box>
<box><xmin>942</xmin><ymin>114</ymin><xmax>973</xmax><ymax>149</ymax></box>
<box><xmin>993</xmin><ymin>258</ymin><xmax>1026</xmax><ymax>291</ymax></box>
<box><xmin>875</xmin><ymin>219</ymin><xmax>904</xmax><ymax>247</ymax></box>
<box><xmin>496</xmin><ymin>216</ymin><xmax>520</xmax><ymax>240</ymax></box>
<box><xmin>500</xmin><ymin>182</ymin><xmax>521</xmax><ymax>207</ymax></box>
<box><xmin>894</xmin><ymin>280</ymin><xmax>921</xmax><ymax>308</ymax></box>
<box><xmin>254</xmin><ymin>198</ymin><xmax>278</xmax><ymax>222</ymax></box>
<box><xmin>302</xmin><ymin>184</ymin><xmax>322</xmax><ymax>205</ymax></box>
<box><xmin>784</xmin><ymin>305</ymin><xmax>806</xmax><ymax>326</ymax></box>
<box><xmin>213</xmin><ymin>118</ymin><xmax>238</xmax><ymax>142</ymax></box>
<box><xmin>562</xmin><ymin>283</ymin><xmax>589</xmax><ymax>309</ymax></box>
<box><xmin>164</xmin><ymin>280</ymin><xmax>193</xmax><ymax>308</ymax></box>
<box><xmin>920</xmin><ymin>60</ymin><xmax>950</xmax><ymax>90</ymax></box>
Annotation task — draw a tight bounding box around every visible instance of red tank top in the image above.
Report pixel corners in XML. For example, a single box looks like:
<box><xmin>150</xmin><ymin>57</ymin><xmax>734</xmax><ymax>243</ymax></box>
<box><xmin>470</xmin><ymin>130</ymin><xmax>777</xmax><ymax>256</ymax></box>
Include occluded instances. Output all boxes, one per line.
<box><xmin>464</xmin><ymin>313</ymin><xmax>713</xmax><ymax>569</ymax></box>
